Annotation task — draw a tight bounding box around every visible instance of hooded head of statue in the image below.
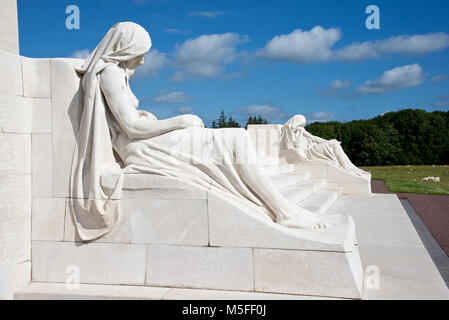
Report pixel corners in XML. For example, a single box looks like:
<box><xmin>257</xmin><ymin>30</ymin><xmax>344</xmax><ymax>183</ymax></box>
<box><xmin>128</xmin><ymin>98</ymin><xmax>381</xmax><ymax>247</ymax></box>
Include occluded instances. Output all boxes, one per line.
<box><xmin>285</xmin><ymin>115</ymin><xmax>307</xmax><ymax>130</ymax></box>
<box><xmin>77</xmin><ymin>21</ymin><xmax>152</xmax><ymax>76</ymax></box>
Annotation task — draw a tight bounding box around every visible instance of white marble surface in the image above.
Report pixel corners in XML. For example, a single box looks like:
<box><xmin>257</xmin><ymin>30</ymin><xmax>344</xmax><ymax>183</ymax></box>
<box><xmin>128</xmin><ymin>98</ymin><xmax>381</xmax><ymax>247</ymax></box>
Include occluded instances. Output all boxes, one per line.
<box><xmin>270</xmin><ymin>171</ymin><xmax>309</xmax><ymax>189</ymax></box>
<box><xmin>30</xmin><ymin>98</ymin><xmax>52</xmax><ymax>133</ymax></box>
<box><xmin>32</xmin><ymin>198</ymin><xmax>66</xmax><ymax>241</ymax></box>
<box><xmin>146</xmin><ymin>245</ymin><xmax>254</xmax><ymax>291</ymax></box>
<box><xmin>0</xmin><ymin>50</ymin><xmax>22</xmax><ymax>96</ymax></box>
<box><xmin>0</xmin><ymin>93</ymin><xmax>28</xmax><ymax>133</ymax></box>
<box><xmin>0</xmin><ymin>3</ymin><xmax>29</xmax><ymax>300</ymax></box>
<box><xmin>0</xmin><ymin>133</ymin><xmax>31</xmax><ymax>175</ymax></box>
<box><xmin>15</xmin><ymin>282</ymin><xmax>345</xmax><ymax>300</ymax></box>
<box><xmin>298</xmin><ymin>187</ymin><xmax>340</xmax><ymax>215</ymax></box>
<box><xmin>21</xmin><ymin>58</ymin><xmax>51</xmax><ymax>98</ymax></box>
<box><xmin>129</xmin><ymin>198</ymin><xmax>208</xmax><ymax>245</ymax></box>
<box><xmin>0</xmin><ymin>94</ymin><xmax>51</xmax><ymax>134</ymax></box>
<box><xmin>208</xmin><ymin>190</ymin><xmax>355</xmax><ymax>252</ymax></box>
<box><xmin>327</xmin><ymin>161</ymin><xmax>371</xmax><ymax>194</ymax></box>
<box><xmin>121</xmin><ymin>174</ymin><xmax>208</xmax><ymax>200</ymax></box>
<box><xmin>50</xmin><ymin>58</ymin><xmax>83</xmax><ymax>198</ymax></box>
<box><xmin>32</xmin><ymin>241</ymin><xmax>146</xmax><ymax>285</ymax></box>
<box><xmin>0</xmin><ymin>261</ymin><xmax>30</xmax><ymax>300</ymax></box>
<box><xmin>254</xmin><ymin>246</ymin><xmax>363</xmax><ymax>299</ymax></box>
<box><xmin>0</xmin><ymin>0</ymin><xmax>19</xmax><ymax>54</ymax></box>
<box><xmin>0</xmin><ymin>174</ymin><xmax>31</xmax><ymax>267</ymax></box>
<box><xmin>32</xmin><ymin>133</ymin><xmax>52</xmax><ymax>197</ymax></box>
<box><xmin>279</xmin><ymin>179</ymin><xmax>325</xmax><ymax>204</ymax></box>
<box><xmin>0</xmin><ymin>133</ymin><xmax>31</xmax><ymax>273</ymax></box>
<box><xmin>326</xmin><ymin>194</ymin><xmax>449</xmax><ymax>300</ymax></box>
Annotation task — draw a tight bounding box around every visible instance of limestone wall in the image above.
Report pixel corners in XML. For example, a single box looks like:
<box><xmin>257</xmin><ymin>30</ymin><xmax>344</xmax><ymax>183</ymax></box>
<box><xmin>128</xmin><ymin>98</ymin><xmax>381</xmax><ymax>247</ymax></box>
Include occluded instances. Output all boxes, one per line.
<box><xmin>0</xmin><ymin>0</ymin><xmax>19</xmax><ymax>55</ymax></box>
<box><xmin>0</xmin><ymin>0</ymin><xmax>32</xmax><ymax>299</ymax></box>
<box><xmin>0</xmin><ymin>54</ymin><xmax>54</xmax><ymax>298</ymax></box>
<box><xmin>0</xmin><ymin>56</ymin><xmax>54</xmax><ymax>299</ymax></box>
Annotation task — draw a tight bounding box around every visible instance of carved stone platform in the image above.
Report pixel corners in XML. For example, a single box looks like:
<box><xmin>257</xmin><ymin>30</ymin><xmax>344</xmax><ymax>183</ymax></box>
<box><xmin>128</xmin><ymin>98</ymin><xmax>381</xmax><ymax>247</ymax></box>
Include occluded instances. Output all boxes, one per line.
<box><xmin>23</xmin><ymin>58</ymin><xmax>367</xmax><ymax>299</ymax></box>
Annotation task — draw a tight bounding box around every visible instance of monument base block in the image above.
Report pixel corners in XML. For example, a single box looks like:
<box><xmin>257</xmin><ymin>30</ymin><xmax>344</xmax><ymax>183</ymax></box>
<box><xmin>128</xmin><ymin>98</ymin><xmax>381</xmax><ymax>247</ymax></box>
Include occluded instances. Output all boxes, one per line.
<box><xmin>30</xmin><ymin>242</ymin><xmax>363</xmax><ymax>299</ymax></box>
<box><xmin>30</xmin><ymin>173</ymin><xmax>363</xmax><ymax>300</ymax></box>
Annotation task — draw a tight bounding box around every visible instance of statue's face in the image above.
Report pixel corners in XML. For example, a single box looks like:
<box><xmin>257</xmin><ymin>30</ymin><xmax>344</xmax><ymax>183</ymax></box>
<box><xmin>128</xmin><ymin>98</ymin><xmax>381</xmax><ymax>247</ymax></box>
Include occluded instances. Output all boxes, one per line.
<box><xmin>294</xmin><ymin>120</ymin><xmax>305</xmax><ymax>130</ymax></box>
<box><xmin>297</xmin><ymin>117</ymin><xmax>306</xmax><ymax>128</ymax></box>
<box><xmin>125</xmin><ymin>54</ymin><xmax>145</xmax><ymax>70</ymax></box>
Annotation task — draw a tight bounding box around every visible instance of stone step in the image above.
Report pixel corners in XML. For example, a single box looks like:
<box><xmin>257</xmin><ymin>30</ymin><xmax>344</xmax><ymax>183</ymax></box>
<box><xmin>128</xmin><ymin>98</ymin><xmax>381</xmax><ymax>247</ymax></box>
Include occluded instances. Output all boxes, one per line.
<box><xmin>14</xmin><ymin>282</ymin><xmax>343</xmax><ymax>300</ymax></box>
<box><xmin>271</xmin><ymin>172</ymin><xmax>310</xmax><ymax>190</ymax></box>
<box><xmin>279</xmin><ymin>180</ymin><xmax>325</xmax><ymax>204</ymax></box>
<box><xmin>264</xmin><ymin>164</ymin><xmax>295</xmax><ymax>176</ymax></box>
<box><xmin>297</xmin><ymin>187</ymin><xmax>341</xmax><ymax>215</ymax></box>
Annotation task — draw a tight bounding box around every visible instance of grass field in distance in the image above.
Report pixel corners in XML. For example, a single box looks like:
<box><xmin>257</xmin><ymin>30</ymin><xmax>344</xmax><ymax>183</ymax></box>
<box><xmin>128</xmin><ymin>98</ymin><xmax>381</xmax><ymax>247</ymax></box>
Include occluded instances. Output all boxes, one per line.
<box><xmin>360</xmin><ymin>165</ymin><xmax>449</xmax><ymax>196</ymax></box>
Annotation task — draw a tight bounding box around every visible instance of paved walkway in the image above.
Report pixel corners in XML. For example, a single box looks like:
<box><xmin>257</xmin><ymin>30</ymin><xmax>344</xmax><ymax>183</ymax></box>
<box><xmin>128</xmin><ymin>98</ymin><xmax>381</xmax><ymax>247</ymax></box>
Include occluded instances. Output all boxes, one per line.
<box><xmin>326</xmin><ymin>194</ymin><xmax>449</xmax><ymax>299</ymax></box>
<box><xmin>371</xmin><ymin>180</ymin><xmax>449</xmax><ymax>289</ymax></box>
<box><xmin>371</xmin><ymin>180</ymin><xmax>449</xmax><ymax>257</ymax></box>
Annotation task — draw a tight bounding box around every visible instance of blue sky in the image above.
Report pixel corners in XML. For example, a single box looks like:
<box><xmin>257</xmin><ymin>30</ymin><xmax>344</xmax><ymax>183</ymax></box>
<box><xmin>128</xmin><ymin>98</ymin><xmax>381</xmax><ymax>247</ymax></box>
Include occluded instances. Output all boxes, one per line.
<box><xmin>18</xmin><ymin>0</ymin><xmax>449</xmax><ymax>126</ymax></box>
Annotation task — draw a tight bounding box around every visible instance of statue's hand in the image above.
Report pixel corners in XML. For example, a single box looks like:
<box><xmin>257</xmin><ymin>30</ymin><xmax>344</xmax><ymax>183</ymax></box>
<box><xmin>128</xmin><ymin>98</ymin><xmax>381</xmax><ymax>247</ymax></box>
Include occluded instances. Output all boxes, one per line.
<box><xmin>178</xmin><ymin>114</ymin><xmax>204</xmax><ymax>128</ymax></box>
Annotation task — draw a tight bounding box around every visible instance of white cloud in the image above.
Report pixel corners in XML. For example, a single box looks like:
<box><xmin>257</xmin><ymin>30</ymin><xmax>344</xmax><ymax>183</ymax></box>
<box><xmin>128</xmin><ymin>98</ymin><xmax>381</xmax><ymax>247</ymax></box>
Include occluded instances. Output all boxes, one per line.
<box><xmin>234</xmin><ymin>104</ymin><xmax>285</xmax><ymax>121</ymax></box>
<box><xmin>256</xmin><ymin>27</ymin><xmax>449</xmax><ymax>63</ymax></box>
<box><xmin>334</xmin><ymin>33</ymin><xmax>449</xmax><ymax>61</ymax></box>
<box><xmin>309</xmin><ymin>111</ymin><xmax>334</xmax><ymax>122</ymax></box>
<box><xmin>153</xmin><ymin>90</ymin><xmax>194</xmax><ymax>103</ymax></box>
<box><xmin>330</xmin><ymin>79</ymin><xmax>351</xmax><ymax>90</ymax></box>
<box><xmin>172</xmin><ymin>33</ymin><xmax>248</xmax><ymax>80</ymax></box>
<box><xmin>333</xmin><ymin>42</ymin><xmax>377</xmax><ymax>61</ymax></box>
<box><xmin>432</xmin><ymin>74</ymin><xmax>448</xmax><ymax>83</ymax></box>
<box><xmin>134</xmin><ymin>49</ymin><xmax>169</xmax><ymax>79</ymax></box>
<box><xmin>70</xmin><ymin>49</ymin><xmax>90</xmax><ymax>59</ymax></box>
<box><xmin>189</xmin><ymin>11</ymin><xmax>230</xmax><ymax>18</ymax></box>
<box><xmin>172</xmin><ymin>106</ymin><xmax>193</xmax><ymax>114</ymax></box>
<box><xmin>377</xmin><ymin>33</ymin><xmax>449</xmax><ymax>55</ymax></box>
<box><xmin>356</xmin><ymin>64</ymin><xmax>427</xmax><ymax>94</ymax></box>
<box><xmin>257</xmin><ymin>26</ymin><xmax>341</xmax><ymax>63</ymax></box>
<box><xmin>316</xmin><ymin>79</ymin><xmax>351</xmax><ymax>97</ymax></box>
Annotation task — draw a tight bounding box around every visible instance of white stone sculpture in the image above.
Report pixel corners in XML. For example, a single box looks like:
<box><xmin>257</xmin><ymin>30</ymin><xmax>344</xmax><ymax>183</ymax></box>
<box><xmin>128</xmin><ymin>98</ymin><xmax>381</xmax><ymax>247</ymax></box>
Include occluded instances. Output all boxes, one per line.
<box><xmin>280</xmin><ymin>115</ymin><xmax>369</xmax><ymax>178</ymax></box>
<box><xmin>69</xmin><ymin>22</ymin><xmax>347</xmax><ymax>241</ymax></box>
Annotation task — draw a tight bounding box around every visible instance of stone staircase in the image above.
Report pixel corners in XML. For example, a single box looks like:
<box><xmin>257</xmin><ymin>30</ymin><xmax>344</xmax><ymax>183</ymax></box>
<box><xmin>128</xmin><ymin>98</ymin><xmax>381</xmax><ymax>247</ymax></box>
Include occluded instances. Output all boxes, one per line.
<box><xmin>267</xmin><ymin>164</ymin><xmax>341</xmax><ymax>216</ymax></box>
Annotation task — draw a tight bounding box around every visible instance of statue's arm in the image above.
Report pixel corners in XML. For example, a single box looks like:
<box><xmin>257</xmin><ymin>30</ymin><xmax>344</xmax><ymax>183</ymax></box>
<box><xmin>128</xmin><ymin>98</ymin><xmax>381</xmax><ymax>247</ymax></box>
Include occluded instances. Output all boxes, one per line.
<box><xmin>100</xmin><ymin>66</ymin><xmax>202</xmax><ymax>139</ymax></box>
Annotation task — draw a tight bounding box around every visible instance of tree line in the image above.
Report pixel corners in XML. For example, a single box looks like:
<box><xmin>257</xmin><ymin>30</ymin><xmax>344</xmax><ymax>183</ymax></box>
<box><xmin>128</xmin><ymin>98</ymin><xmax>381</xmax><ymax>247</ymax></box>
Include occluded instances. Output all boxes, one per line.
<box><xmin>210</xmin><ymin>110</ymin><xmax>268</xmax><ymax>129</ymax></box>
<box><xmin>306</xmin><ymin>109</ymin><xmax>449</xmax><ymax>166</ymax></box>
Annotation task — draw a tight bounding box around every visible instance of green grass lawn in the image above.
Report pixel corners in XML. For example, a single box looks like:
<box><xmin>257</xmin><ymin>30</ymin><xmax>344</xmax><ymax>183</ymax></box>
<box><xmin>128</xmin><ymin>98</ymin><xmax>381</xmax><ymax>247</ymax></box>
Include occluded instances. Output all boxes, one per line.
<box><xmin>360</xmin><ymin>165</ymin><xmax>449</xmax><ymax>196</ymax></box>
